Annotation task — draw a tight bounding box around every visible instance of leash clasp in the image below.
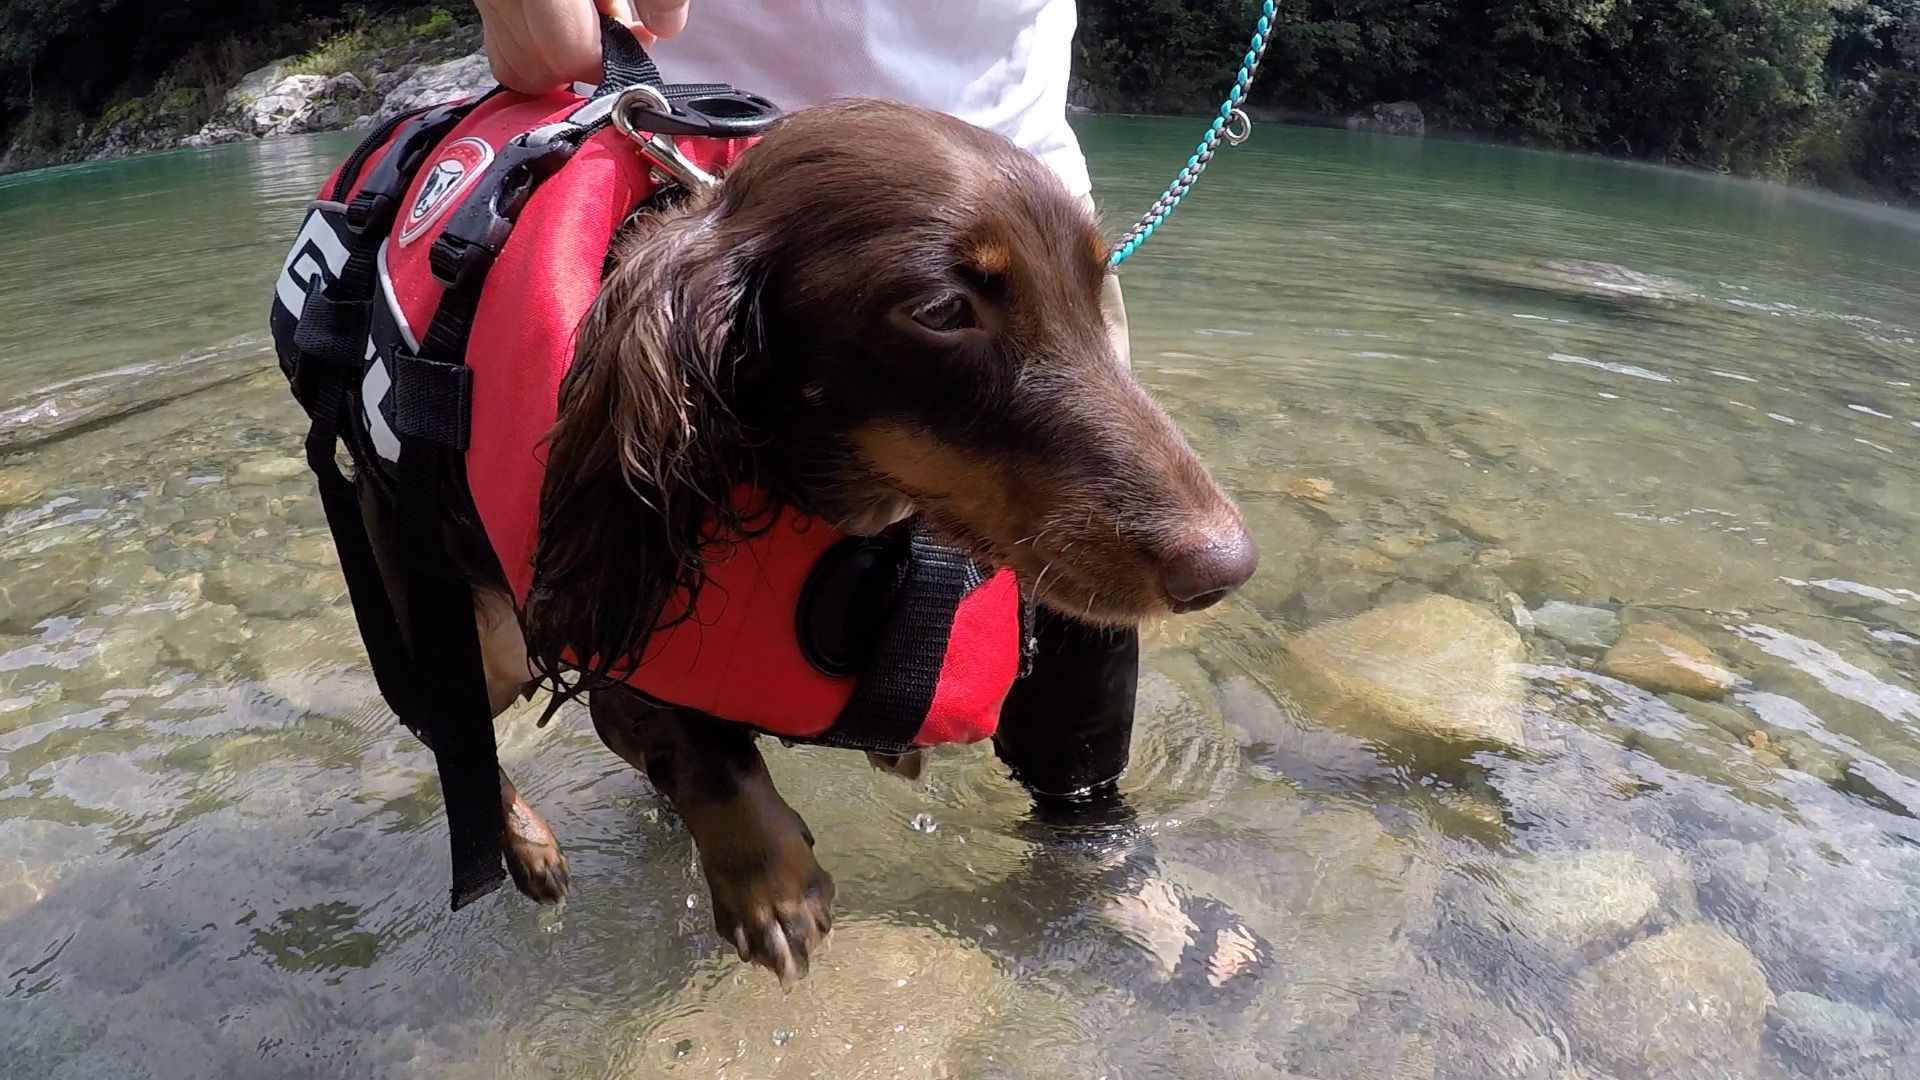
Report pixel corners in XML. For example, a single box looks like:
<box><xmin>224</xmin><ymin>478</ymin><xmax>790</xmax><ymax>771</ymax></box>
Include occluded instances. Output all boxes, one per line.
<box><xmin>1222</xmin><ymin>108</ymin><xmax>1253</xmax><ymax>147</ymax></box>
<box><xmin>612</xmin><ymin>85</ymin><xmax>767</xmax><ymax>192</ymax></box>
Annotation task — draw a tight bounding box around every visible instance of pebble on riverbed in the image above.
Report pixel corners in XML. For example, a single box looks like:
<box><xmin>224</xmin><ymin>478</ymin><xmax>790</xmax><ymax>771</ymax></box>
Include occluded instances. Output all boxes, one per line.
<box><xmin>1600</xmin><ymin>622</ymin><xmax>1739</xmax><ymax>699</ymax></box>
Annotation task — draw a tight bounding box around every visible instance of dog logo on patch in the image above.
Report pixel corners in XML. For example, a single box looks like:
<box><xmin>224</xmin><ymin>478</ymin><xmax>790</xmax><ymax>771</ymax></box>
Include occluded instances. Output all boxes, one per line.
<box><xmin>398</xmin><ymin>136</ymin><xmax>493</xmax><ymax>245</ymax></box>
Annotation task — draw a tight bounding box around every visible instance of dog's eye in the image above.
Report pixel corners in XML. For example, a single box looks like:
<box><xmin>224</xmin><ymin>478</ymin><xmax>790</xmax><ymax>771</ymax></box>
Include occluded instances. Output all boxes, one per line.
<box><xmin>911</xmin><ymin>293</ymin><xmax>975</xmax><ymax>333</ymax></box>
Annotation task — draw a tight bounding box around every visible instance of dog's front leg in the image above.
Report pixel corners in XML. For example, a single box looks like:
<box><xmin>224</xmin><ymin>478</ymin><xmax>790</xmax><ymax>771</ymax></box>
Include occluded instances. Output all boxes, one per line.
<box><xmin>589</xmin><ymin>687</ymin><xmax>833</xmax><ymax>986</ymax></box>
<box><xmin>994</xmin><ymin>607</ymin><xmax>1140</xmax><ymax>816</ymax></box>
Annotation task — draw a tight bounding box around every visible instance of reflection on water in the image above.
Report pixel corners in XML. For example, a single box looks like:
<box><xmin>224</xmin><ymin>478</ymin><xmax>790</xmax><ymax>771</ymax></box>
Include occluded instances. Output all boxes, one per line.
<box><xmin>3</xmin><ymin>120</ymin><xmax>1919</xmax><ymax>1078</ymax></box>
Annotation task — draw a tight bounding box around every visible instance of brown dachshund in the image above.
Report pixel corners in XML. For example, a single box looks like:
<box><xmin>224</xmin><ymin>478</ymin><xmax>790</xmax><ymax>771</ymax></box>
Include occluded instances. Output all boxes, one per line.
<box><xmin>358</xmin><ymin>99</ymin><xmax>1256</xmax><ymax>985</ymax></box>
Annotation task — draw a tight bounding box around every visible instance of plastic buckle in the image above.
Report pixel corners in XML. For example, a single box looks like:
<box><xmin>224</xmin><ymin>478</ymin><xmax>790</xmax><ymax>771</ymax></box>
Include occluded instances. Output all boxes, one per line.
<box><xmin>346</xmin><ymin>105</ymin><xmax>467</xmax><ymax>237</ymax></box>
<box><xmin>428</xmin><ymin>127</ymin><xmax>580</xmax><ymax>291</ymax></box>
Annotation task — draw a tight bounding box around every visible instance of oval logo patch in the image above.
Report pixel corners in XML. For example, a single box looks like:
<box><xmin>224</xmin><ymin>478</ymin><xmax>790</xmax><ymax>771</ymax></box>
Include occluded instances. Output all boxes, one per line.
<box><xmin>398</xmin><ymin>136</ymin><xmax>493</xmax><ymax>245</ymax></box>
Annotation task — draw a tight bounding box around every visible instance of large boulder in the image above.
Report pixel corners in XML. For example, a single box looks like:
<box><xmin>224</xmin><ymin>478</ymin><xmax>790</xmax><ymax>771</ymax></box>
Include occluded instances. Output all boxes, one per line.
<box><xmin>1275</xmin><ymin>594</ymin><xmax>1526</xmax><ymax>753</ymax></box>
<box><xmin>1346</xmin><ymin>100</ymin><xmax>1426</xmax><ymax>137</ymax></box>
<box><xmin>1567</xmin><ymin>924</ymin><xmax>1773</xmax><ymax>1078</ymax></box>
<box><xmin>225</xmin><ymin>57</ymin><xmax>299</xmax><ymax>108</ymax></box>
<box><xmin>240</xmin><ymin>73</ymin><xmax>330</xmax><ymax>136</ymax></box>
<box><xmin>377</xmin><ymin>51</ymin><xmax>496</xmax><ymax>119</ymax></box>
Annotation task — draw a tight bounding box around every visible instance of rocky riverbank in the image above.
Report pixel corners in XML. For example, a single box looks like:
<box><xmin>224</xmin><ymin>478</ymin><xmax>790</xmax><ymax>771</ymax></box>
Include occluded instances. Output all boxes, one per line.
<box><xmin>0</xmin><ymin>17</ymin><xmax>491</xmax><ymax>174</ymax></box>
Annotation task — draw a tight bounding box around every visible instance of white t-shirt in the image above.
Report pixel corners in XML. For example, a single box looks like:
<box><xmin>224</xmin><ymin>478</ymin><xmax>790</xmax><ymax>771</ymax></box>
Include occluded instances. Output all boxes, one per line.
<box><xmin>646</xmin><ymin>1</ymin><xmax>1091</xmax><ymax>197</ymax></box>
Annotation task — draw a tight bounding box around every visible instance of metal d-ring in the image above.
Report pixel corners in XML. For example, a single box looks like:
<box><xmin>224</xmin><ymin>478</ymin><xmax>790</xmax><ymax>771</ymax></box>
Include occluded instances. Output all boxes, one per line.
<box><xmin>1222</xmin><ymin>108</ymin><xmax>1253</xmax><ymax>147</ymax></box>
<box><xmin>611</xmin><ymin>85</ymin><xmax>719</xmax><ymax>191</ymax></box>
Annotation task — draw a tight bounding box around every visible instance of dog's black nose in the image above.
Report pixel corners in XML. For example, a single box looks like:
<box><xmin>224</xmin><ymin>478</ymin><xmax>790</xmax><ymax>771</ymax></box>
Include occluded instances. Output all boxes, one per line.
<box><xmin>1163</xmin><ymin>525</ymin><xmax>1259</xmax><ymax>612</ymax></box>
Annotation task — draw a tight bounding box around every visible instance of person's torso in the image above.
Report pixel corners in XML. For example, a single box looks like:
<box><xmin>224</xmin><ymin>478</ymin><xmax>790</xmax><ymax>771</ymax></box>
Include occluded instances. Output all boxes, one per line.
<box><xmin>646</xmin><ymin>0</ymin><xmax>1090</xmax><ymax>196</ymax></box>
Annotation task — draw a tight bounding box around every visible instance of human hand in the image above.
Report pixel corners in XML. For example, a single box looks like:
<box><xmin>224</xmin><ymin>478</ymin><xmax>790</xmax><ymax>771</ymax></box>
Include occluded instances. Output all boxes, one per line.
<box><xmin>475</xmin><ymin>0</ymin><xmax>692</xmax><ymax>94</ymax></box>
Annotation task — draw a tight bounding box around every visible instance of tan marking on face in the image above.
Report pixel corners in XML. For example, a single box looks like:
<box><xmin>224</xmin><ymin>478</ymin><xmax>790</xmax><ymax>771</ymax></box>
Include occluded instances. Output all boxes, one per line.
<box><xmin>852</xmin><ymin>423</ymin><xmax>1031</xmax><ymax>547</ymax></box>
<box><xmin>968</xmin><ymin>238</ymin><xmax>1013</xmax><ymax>277</ymax></box>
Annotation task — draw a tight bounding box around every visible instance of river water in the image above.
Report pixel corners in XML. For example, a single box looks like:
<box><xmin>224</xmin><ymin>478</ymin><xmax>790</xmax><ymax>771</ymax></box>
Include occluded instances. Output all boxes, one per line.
<box><xmin>1</xmin><ymin>118</ymin><xmax>1917</xmax><ymax>1079</ymax></box>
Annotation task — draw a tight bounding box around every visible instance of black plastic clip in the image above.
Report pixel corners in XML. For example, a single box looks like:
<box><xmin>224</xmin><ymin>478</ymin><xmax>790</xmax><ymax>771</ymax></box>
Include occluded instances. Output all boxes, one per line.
<box><xmin>428</xmin><ymin>127</ymin><xmax>582</xmax><ymax>292</ymax></box>
<box><xmin>346</xmin><ymin>104</ymin><xmax>469</xmax><ymax>238</ymax></box>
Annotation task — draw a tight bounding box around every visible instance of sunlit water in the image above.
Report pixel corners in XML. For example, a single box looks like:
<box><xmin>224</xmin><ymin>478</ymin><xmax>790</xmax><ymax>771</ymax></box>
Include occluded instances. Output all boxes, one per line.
<box><xmin>2</xmin><ymin>118</ymin><xmax>1918</xmax><ymax>1078</ymax></box>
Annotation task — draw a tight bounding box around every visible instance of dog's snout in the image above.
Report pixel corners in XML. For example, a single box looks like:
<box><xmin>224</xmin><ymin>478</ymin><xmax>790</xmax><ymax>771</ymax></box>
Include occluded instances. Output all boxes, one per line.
<box><xmin>1161</xmin><ymin>523</ymin><xmax>1258</xmax><ymax>612</ymax></box>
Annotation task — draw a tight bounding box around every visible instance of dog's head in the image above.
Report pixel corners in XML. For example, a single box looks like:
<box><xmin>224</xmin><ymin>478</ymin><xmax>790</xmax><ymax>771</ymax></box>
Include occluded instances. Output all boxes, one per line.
<box><xmin>530</xmin><ymin>100</ymin><xmax>1254</xmax><ymax>682</ymax></box>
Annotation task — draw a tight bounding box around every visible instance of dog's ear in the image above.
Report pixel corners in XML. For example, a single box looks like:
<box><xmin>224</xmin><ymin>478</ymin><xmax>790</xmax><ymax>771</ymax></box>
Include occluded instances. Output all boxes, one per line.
<box><xmin>523</xmin><ymin>199</ymin><xmax>767</xmax><ymax>694</ymax></box>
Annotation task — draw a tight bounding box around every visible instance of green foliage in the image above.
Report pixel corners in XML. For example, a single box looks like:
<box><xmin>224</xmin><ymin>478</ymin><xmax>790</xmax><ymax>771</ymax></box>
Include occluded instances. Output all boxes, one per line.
<box><xmin>1081</xmin><ymin>0</ymin><xmax>1918</xmax><ymax>201</ymax></box>
<box><xmin>286</xmin><ymin>5</ymin><xmax>465</xmax><ymax>79</ymax></box>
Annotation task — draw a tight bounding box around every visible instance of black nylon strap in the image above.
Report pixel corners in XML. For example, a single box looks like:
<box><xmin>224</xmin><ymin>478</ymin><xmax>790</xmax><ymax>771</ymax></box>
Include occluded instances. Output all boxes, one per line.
<box><xmin>823</xmin><ymin>530</ymin><xmax>987</xmax><ymax>754</ymax></box>
<box><xmin>288</xmin><ymin>94</ymin><xmax>509</xmax><ymax>909</ymax></box>
<box><xmin>595</xmin><ymin>16</ymin><xmax>663</xmax><ymax>96</ymax></box>
<box><xmin>392</xmin><ymin>352</ymin><xmax>474</xmax><ymax>450</ymax></box>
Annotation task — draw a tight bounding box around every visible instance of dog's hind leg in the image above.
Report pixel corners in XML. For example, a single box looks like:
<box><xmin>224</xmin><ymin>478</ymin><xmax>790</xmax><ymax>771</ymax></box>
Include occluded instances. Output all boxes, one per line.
<box><xmin>589</xmin><ymin>687</ymin><xmax>833</xmax><ymax>986</ymax></box>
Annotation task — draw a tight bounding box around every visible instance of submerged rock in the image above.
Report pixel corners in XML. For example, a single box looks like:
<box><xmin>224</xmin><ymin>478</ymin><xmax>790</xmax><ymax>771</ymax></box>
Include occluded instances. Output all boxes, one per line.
<box><xmin>1502</xmin><ymin>549</ymin><xmax>1602</xmax><ymax>603</ymax></box>
<box><xmin>1530</xmin><ymin>601</ymin><xmax>1621</xmax><ymax>652</ymax></box>
<box><xmin>0</xmin><ymin>467</ymin><xmax>44</xmax><ymax>508</ymax></box>
<box><xmin>1496</xmin><ymin>849</ymin><xmax>1660</xmax><ymax>950</ymax></box>
<box><xmin>0</xmin><ymin>574</ymin><xmax>91</xmax><ymax>634</ymax></box>
<box><xmin>628</xmin><ymin>921</ymin><xmax>1003</xmax><ymax>1077</ymax></box>
<box><xmin>1567</xmin><ymin>924</ymin><xmax>1772</xmax><ymax>1078</ymax></box>
<box><xmin>1234</xmin><ymin>497</ymin><xmax>1317</xmax><ymax>611</ymax></box>
<box><xmin>1465</xmin><ymin>258</ymin><xmax>1700</xmax><ymax>311</ymax></box>
<box><xmin>0</xmin><ymin>351</ymin><xmax>260</xmax><ymax>452</ymax></box>
<box><xmin>231</xmin><ymin>455</ymin><xmax>308</xmax><ymax>486</ymax></box>
<box><xmin>1601</xmin><ymin>623</ymin><xmax>1738</xmax><ymax>699</ymax></box>
<box><xmin>1768</xmin><ymin>990</ymin><xmax>1882</xmax><ymax>1067</ymax></box>
<box><xmin>1276</xmin><ymin>594</ymin><xmax>1526</xmax><ymax>752</ymax></box>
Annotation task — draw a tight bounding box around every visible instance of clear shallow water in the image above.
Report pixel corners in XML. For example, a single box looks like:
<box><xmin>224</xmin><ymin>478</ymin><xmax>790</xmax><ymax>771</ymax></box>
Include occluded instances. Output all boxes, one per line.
<box><xmin>1</xmin><ymin>118</ymin><xmax>1918</xmax><ymax>1078</ymax></box>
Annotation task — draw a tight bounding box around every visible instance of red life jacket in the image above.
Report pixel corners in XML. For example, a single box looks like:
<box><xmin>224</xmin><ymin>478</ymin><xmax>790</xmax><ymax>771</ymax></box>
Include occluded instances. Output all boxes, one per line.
<box><xmin>272</xmin><ymin>86</ymin><xmax>1025</xmax><ymax>754</ymax></box>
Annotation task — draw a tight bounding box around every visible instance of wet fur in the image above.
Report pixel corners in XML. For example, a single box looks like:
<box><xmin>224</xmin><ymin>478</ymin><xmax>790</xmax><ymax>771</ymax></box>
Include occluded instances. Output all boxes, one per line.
<box><xmin>525</xmin><ymin>100</ymin><xmax>1247</xmax><ymax>702</ymax></box>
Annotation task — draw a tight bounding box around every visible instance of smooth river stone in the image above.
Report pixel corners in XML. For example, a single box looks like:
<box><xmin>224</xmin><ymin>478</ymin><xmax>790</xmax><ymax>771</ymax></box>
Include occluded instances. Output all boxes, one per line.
<box><xmin>1601</xmin><ymin>623</ymin><xmax>1738</xmax><ymax>699</ymax></box>
<box><xmin>1276</xmin><ymin>594</ymin><xmax>1526</xmax><ymax>752</ymax></box>
<box><xmin>1568</xmin><ymin>924</ymin><xmax>1773</xmax><ymax>1078</ymax></box>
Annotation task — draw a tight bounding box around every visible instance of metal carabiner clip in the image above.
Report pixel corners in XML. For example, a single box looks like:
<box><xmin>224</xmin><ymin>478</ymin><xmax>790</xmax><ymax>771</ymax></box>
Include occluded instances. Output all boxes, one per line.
<box><xmin>612</xmin><ymin>85</ymin><xmax>719</xmax><ymax>192</ymax></box>
<box><xmin>1222</xmin><ymin>107</ymin><xmax>1254</xmax><ymax>147</ymax></box>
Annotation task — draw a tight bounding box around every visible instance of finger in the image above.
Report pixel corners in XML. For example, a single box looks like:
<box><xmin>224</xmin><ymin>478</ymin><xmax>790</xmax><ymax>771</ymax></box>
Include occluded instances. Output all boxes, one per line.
<box><xmin>595</xmin><ymin>0</ymin><xmax>658</xmax><ymax>44</ymax></box>
<box><xmin>632</xmin><ymin>0</ymin><xmax>691</xmax><ymax>38</ymax></box>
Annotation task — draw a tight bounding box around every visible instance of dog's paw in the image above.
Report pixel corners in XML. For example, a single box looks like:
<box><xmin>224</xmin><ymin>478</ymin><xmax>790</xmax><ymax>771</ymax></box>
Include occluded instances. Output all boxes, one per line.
<box><xmin>705</xmin><ymin>839</ymin><xmax>835</xmax><ymax>988</ymax></box>
<box><xmin>502</xmin><ymin>800</ymin><xmax>571</xmax><ymax>905</ymax></box>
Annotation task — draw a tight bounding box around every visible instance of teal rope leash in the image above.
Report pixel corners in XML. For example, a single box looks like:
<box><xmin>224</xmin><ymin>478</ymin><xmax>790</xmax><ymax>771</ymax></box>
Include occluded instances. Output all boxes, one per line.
<box><xmin>1109</xmin><ymin>1</ymin><xmax>1276</xmax><ymax>267</ymax></box>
